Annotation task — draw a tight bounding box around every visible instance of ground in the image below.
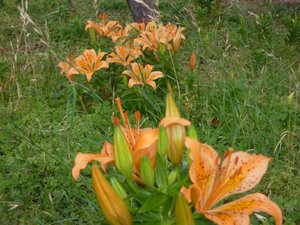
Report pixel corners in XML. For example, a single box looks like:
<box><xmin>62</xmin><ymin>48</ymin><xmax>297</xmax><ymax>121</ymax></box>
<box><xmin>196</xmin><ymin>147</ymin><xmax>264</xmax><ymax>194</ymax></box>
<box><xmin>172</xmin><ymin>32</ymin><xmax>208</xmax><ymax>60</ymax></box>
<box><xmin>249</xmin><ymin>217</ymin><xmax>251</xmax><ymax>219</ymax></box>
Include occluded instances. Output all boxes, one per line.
<box><xmin>0</xmin><ymin>0</ymin><xmax>299</xmax><ymax>224</ymax></box>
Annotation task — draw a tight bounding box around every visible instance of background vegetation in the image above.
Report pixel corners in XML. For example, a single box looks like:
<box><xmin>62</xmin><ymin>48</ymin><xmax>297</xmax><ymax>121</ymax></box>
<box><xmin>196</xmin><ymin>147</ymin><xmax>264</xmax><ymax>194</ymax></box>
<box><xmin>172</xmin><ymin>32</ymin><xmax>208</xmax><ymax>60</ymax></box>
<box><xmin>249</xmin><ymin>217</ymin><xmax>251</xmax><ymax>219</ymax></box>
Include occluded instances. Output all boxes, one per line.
<box><xmin>0</xmin><ymin>0</ymin><xmax>299</xmax><ymax>224</ymax></box>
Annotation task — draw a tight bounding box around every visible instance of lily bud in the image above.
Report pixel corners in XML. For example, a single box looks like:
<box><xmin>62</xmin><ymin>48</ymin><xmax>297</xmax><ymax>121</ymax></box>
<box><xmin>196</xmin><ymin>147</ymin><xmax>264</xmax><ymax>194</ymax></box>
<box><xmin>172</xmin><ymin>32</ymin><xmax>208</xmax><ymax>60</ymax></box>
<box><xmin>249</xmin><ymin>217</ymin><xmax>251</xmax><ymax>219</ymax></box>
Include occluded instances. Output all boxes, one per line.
<box><xmin>165</xmin><ymin>90</ymin><xmax>186</xmax><ymax>166</ymax></box>
<box><xmin>175</xmin><ymin>194</ymin><xmax>195</xmax><ymax>225</ymax></box>
<box><xmin>189</xmin><ymin>52</ymin><xmax>196</xmax><ymax>72</ymax></box>
<box><xmin>157</xmin><ymin>126</ymin><xmax>168</xmax><ymax>158</ymax></box>
<box><xmin>92</xmin><ymin>165</ymin><xmax>132</xmax><ymax>225</ymax></box>
<box><xmin>140</xmin><ymin>156</ymin><xmax>155</xmax><ymax>187</ymax></box>
<box><xmin>114</xmin><ymin>126</ymin><xmax>133</xmax><ymax>180</ymax></box>
<box><xmin>173</xmin><ymin>29</ymin><xmax>183</xmax><ymax>52</ymax></box>
<box><xmin>110</xmin><ymin>177</ymin><xmax>128</xmax><ymax>199</ymax></box>
<box><xmin>168</xmin><ymin>169</ymin><xmax>179</xmax><ymax>185</ymax></box>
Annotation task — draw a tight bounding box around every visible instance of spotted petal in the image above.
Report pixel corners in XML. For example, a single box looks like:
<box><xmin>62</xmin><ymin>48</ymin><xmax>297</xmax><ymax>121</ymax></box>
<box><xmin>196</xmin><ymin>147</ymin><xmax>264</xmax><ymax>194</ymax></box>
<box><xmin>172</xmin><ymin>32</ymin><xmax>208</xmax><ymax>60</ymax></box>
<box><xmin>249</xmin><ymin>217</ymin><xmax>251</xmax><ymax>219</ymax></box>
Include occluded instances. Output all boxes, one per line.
<box><xmin>185</xmin><ymin>138</ymin><xmax>219</xmax><ymax>210</ymax></box>
<box><xmin>205</xmin><ymin>193</ymin><xmax>282</xmax><ymax>225</ymax></box>
<box><xmin>206</xmin><ymin>151</ymin><xmax>272</xmax><ymax>208</ymax></box>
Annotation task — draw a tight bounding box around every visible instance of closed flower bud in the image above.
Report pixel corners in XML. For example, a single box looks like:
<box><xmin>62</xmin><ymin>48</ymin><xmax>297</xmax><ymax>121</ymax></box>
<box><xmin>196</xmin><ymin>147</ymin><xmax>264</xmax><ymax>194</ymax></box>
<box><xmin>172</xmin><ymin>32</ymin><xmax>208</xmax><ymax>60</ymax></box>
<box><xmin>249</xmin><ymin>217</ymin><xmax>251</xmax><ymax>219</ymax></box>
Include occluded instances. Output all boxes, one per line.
<box><xmin>114</xmin><ymin>126</ymin><xmax>133</xmax><ymax>180</ymax></box>
<box><xmin>157</xmin><ymin>126</ymin><xmax>168</xmax><ymax>158</ymax></box>
<box><xmin>175</xmin><ymin>194</ymin><xmax>195</xmax><ymax>225</ymax></box>
<box><xmin>110</xmin><ymin>177</ymin><xmax>128</xmax><ymax>199</ymax></box>
<box><xmin>173</xmin><ymin>28</ymin><xmax>184</xmax><ymax>52</ymax></box>
<box><xmin>189</xmin><ymin>52</ymin><xmax>196</xmax><ymax>72</ymax></box>
<box><xmin>92</xmin><ymin>165</ymin><xmax>132</xmax><ymax>225</ymax></box>
<box><xmin>168</xmin><ymin>168</ymin><xmax>178</xmax><ymax>185</ymax></box>
<box><xmin>140</xmin><ymin>156</ymin><xmax>155</xmax><ymax>187</ymax></box>
<box><xmin>165</xmin><ymin>91</ymin><xmax>186</xmax><ymax>166</ymax></box>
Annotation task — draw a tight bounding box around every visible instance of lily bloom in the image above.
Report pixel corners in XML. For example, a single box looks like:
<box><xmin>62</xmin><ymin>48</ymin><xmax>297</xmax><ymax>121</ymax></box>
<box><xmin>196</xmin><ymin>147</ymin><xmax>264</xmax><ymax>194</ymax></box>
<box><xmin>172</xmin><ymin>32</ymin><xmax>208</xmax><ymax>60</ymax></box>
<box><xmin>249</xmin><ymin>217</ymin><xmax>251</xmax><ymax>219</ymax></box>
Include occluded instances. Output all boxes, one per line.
<box><xmin>122</xmin><ymin>62</ymin><xmax>164</xmax><ymax>89</ymax></box>
<box><xmin>92</xmin><ymin>165</ymin><xmax>132</xmax><ymax>225</ymax></box>
<box><xmin>74</xmin><ymin>49</ymin><xmax>109</xmax><ymax>81</ymax></box>
<box><xmin>85</xmin><ymin>19</ymin><xmax>122</xmax><ymax>38</ymax></box>
<box><xmin>181</xmin><ymin>137</ymin><xmax>282</xmax><ymax>225</ymax></box>
<box><xmin>108</xmin><ymin>22</ymin><xmax>146</xmax><ymax>42</ymax></box>
<box><xmin>171</xmin><ymin>27</ymin><xmax>185</xmax><ymax>52</ymax></box>
<box><xmin>106</xmin><ymin>45</ymin><xmax>143</xmax><ymax>67</ymax></box>
<box><xmin>114</xmin><ymin>98</ymin><xmax>159</xmax><ymax>182</ymax></box>
<box><xmin>134</xmin><ymin>22</ymin><xmax>185</xmax><ymax>52</ymax></box>
<box><xmin>58</xmin><ymin>55</ymin><xmax>79</xmax><ymax>81</ymax></box>
<box><xmin>72</xmin><ymin>98</ymin><xmax>159</xmax><ymax>184</ymax></box>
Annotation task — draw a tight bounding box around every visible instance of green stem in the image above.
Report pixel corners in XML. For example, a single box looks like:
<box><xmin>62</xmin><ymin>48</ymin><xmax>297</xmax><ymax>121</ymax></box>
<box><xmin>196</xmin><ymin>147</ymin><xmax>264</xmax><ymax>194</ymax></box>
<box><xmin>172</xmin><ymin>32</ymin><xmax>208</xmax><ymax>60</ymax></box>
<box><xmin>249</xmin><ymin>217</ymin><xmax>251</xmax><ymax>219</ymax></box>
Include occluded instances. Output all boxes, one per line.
<box><xmin>168</xmin><ymin>50</ymin><xmax>181</xmax><ymax>98</ymax></box>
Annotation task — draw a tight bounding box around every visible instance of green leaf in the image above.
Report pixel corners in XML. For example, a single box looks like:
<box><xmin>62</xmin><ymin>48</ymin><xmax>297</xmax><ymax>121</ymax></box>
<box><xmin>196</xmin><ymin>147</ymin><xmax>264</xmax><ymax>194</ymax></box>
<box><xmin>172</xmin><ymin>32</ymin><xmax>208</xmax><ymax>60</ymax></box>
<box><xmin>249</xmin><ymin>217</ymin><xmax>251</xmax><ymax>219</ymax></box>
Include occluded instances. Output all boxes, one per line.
<box><xmin>155</xmin><ymin>156</ymin><xmax>168</xmax><ymax>188</ymax></box>
<box><xmin>139</xmin><ymin>192</ymin><xmax>168</xmax><ymax>214</ymax></box>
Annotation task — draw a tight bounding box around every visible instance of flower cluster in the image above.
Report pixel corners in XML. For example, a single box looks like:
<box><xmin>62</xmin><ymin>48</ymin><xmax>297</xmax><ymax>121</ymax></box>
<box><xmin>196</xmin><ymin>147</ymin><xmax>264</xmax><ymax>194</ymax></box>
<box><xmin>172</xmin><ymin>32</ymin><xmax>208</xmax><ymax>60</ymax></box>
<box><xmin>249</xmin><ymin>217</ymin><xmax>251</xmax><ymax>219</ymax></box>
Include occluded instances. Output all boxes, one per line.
<box><xmin>72</xmin><ymin>90</ymin><xmax>282</xmax><ymax>225</ymax></box>
<box><xmin>58</xmin><ymin>16</ymin><xmax>186</xmax><ymax>89</ymax></box>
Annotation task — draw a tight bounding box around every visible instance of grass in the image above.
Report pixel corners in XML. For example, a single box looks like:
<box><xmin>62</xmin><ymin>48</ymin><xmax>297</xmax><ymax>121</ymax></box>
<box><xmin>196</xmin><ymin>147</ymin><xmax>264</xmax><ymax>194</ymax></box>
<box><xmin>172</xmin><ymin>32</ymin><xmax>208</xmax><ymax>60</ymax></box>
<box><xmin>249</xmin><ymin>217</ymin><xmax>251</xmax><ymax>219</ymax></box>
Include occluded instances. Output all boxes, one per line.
<box><xmin>0</xmin><ymin>0</ymin><xmax>299</xmax><ymax>224</ymax></box>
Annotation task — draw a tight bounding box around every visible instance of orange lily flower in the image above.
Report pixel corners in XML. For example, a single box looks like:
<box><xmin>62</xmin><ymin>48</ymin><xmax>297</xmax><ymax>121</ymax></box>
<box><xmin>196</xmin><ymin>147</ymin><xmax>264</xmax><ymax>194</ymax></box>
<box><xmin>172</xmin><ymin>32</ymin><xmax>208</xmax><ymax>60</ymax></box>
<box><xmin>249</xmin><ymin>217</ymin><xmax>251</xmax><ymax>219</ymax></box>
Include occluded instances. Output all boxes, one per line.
<box><xmin>58</xmin><ymin>55</ymin><xmax>79</xmax><ymax>81</ymax></box>
<box><xmin>74</xmin><ymin>49</ymin><xmax>109</xmax><ymax>81</ymax></box>
<box><xmin>122</xmin><ymin>62</ymin><xmax>164</xmax><ymax>89</ymax></box>
<box><xmin>181</xmin><ymin>137</ymin><xmax>283</xmax><ymax>225</ymax></box>
<box><xmin>172</xmin><ymin>27</ymin><xmax>185</xmax><ymax>52</ymax></box>
<box><xmin>85</xmin><ymin>19</ymin><xmax>122</xmax><ymax>38</ymax></box>
<box><xmin>114</xmin><ymin>98</ymin><xmax>159</xmax><ymax>182</ymax></box>
<box><xmin>106</xmin><ymin>45</ymin><xmax>143</xmax><ymax>67</ymax></box>
<box><xmin>108</xmin><ymin>22</ymin><xmax>146</xmax><ymax>42</ymax></box>
<box><xmin>134</xmin><ymin>22</ymin><xmax>185</xmax><ymax>52</ymax></box>
<box><xmin>72</xmin><ymin>98</ymin><xmax>159</xmax><ymax>183</ymax></box>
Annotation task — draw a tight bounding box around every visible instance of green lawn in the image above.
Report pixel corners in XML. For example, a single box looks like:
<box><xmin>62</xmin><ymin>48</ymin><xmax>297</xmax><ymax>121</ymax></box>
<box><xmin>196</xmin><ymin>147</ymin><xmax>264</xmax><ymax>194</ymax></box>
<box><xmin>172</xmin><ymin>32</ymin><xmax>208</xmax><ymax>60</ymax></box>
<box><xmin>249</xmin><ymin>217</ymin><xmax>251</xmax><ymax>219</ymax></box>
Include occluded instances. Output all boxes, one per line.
<box><xmin>0</xmin><ymin>0</ymin><xmax>299</xmax><ymax>224</ymax></box>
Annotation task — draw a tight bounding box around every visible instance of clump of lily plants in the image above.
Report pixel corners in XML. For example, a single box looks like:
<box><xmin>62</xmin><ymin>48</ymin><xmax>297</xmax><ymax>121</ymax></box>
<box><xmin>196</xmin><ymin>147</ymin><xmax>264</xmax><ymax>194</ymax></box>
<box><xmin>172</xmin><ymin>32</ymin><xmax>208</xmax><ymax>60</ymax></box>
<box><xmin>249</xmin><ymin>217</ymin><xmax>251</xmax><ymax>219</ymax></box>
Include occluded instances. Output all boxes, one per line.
<box><xmin>71</xmin><ymin>88</ymin><xmax>282</xmax><ymax>225</ymax></box>
<box><xmin>58</xmin><ymin>14</ymin><xmax>282</xmax><ymax>225</ymax></box>
<box><xmin>58</xmin><ymin>14</ymin><xmax>185</xmax><ymax>90</ymax></box>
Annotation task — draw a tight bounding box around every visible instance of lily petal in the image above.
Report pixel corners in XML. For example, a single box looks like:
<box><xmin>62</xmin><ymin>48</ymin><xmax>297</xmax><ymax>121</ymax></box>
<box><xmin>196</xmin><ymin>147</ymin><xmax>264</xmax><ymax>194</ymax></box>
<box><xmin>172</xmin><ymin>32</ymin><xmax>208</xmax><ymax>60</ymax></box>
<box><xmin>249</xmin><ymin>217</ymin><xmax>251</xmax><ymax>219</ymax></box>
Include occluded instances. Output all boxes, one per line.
<box><xmin>205</xmin><ymin>193</ymin><xmax>282</xmax><ymax>225</ymax></box>
<box><xmin>181</xmin><ymin>184</ymin><xmax>202</xmax><ymax>210</ymax></box>
<box><xmin>223</xmin><ymin>152</ymin><xmax>272</xmax><ymax>195</ymax></box>
<box><xmin>72</xmin><ymin>142</ymin><xmax>114</xmax><ymax>180</ymax></box>
<box><xmin>186</xmin><ymin>138</ymin><xmax>219</xmax><ymax>210</ymax></box>
<box><xmin>207</xmin><ymin>152</ymin><xmax>272</xmax><ymax>209</ymax></box>
<box><xmin>159</xmin><ymin>117</ymin><xmax>191</xmax><ymax>127</ymax></box>
<box><xmin>72</xmin><ymin>153</ymin><xmax>113</xmax><ymax>180</ymax></box>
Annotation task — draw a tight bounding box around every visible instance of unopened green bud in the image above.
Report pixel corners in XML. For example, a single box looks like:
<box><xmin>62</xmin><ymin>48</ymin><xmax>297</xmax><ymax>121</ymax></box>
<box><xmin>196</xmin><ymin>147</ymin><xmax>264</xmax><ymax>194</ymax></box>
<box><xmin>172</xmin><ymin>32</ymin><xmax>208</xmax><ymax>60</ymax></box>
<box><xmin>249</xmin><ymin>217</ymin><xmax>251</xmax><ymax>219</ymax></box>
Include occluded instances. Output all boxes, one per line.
<box><xmin>114</xmin><ymin>126</ymin><xmax>133</xmax><ymax>180</ymax></box>
<box><xmin>158</xmin><ymin>126</ymin><xmax>168</xmax><ymax>158</ymax></box>
<box><xmin>168</xmin><ymin>168</ymin><xmax>179</xmax><ymax>185</ymax></box>
<box><xmin>110</xmin><ymin>177</ymin><xmax>128</xmax><ymax>199</ymax></box>
<box><xmin>140</xmin><ymin>156</ymin><xmax>155</xmax><ymax>187</ymax></box>
<box><xmin>165</xmin><ymin>91</ymin><xmax>186</xmax><ymax>166</ymax></box>
<box><xmin>175</xmin><ymin>194</ymin><xmax>195</xmax><ymax>225</ymax></box>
